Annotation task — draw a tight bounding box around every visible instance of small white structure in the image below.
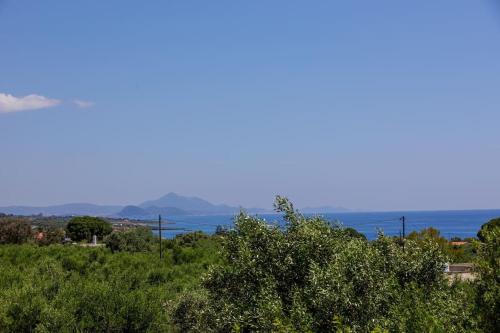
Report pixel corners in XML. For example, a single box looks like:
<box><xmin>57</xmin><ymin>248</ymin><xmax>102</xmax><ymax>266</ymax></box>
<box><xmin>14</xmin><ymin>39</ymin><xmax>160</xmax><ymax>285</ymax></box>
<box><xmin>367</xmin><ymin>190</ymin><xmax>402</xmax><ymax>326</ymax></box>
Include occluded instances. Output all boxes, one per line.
<box><xmin>92</xmin><ymin>235</ymin><xmax>97</xmax><ymax>245</ymax></box>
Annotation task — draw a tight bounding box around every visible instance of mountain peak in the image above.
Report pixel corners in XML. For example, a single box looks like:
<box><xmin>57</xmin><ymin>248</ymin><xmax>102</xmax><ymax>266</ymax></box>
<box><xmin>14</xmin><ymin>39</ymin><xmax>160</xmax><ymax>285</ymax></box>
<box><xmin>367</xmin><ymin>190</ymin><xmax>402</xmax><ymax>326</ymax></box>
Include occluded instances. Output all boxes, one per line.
<box><xmin>139</xmin><ymin>192</ymin><xmax>236</xmax><ymax>214</ymax></box>
<box><xmin>163</xmin><ymin>192</ymin><xmax>179</xmax><ymax>197</ymax></box>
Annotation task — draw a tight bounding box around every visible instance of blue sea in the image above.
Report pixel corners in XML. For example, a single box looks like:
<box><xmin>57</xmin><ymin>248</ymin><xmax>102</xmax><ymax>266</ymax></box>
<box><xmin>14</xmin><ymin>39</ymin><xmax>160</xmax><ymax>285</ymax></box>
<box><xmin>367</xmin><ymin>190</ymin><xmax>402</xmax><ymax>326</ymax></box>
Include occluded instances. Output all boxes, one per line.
<box><xmin>152</xmin><ymin>209</ymin><xmax>500</xmax><ymax>240</ymax></box>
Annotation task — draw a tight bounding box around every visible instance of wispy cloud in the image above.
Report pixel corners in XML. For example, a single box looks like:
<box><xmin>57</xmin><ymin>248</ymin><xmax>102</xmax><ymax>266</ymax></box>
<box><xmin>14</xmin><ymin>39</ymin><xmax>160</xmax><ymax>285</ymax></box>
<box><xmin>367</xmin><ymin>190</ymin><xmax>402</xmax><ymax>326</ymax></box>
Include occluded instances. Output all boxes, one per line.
<box><xmin>0</xmin><ymin>93</ymin><xmax>61</xmax><ymax>113</ymax></box>
<box><xmin>73</xmin><ymin>99</ymin><xmax>95</xmax><ymax>108</ymax></box>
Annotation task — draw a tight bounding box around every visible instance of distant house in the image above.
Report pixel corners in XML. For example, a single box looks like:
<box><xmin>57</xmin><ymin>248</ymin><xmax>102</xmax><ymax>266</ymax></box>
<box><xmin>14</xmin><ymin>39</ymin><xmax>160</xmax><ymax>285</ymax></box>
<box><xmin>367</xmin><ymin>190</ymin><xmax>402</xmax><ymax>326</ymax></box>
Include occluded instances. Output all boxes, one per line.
<box><xmin>447</xmin><ymin>263</ymin><xmax>473</xmax><ymax>273</ymax></box>
<box><xmin>450</xmin><ymin>241</ymin><xmax>467</xmax><ymax>246</ymax></box>
<box><xmin>445</xmin><ymin>263</ymin><xmax>475</xmax><ymax>282</ymax></box>
<box><xmin>34</xmin><ymin>231</ymin><xmax>45</xmax><ymax>241</ymax></box>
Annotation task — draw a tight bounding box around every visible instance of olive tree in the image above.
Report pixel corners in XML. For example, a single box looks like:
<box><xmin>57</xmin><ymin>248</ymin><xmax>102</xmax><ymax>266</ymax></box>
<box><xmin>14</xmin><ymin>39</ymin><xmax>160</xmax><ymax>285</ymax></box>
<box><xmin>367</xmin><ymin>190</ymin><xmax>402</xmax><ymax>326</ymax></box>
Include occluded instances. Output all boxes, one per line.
<box><xmin>172</xmin><ymin>196</ymin><xmax>471</xmax><ymax>332</ymax></box>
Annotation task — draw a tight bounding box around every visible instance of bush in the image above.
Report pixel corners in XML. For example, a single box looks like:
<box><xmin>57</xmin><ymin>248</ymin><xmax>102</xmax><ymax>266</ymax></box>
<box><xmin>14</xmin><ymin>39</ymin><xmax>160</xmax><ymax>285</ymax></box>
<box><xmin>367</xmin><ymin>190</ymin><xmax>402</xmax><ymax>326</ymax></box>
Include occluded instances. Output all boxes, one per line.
<box><xmin>35</xmin><ymin>228</ymin><xmax>65</xmax><ymax>246</ymax></box>
<box><xmin>104</xmin><ymin>227</ymin><xmax>153</xmax><ymax>253</ymax></box>
<box><xmin>66</xmin><ymin>216</ymin><xmax>112</xmax><ymax>242</ymax></box>
<box><xmin>0</xmin><ymin>241</ymin><xmax>217</xmax><ymax>332</ymax></box>
<box><xmin>477</xmin><ymin>217</ymin><xmax>500</xmax><ymax>242</ymax></box>
<box><xmin>474</xmin><ymin>225</ymin><xmax>500</xmax><ymax>332</ymax></box>
<box><xmin>0</xmin><ymin>216</ymin><xmax>32</xmax><ymax>244</ymax></box>
<box><xmin>173</xmin><ymin>231</ymin><xmax>209</xmax><ymax>247</ymax></box>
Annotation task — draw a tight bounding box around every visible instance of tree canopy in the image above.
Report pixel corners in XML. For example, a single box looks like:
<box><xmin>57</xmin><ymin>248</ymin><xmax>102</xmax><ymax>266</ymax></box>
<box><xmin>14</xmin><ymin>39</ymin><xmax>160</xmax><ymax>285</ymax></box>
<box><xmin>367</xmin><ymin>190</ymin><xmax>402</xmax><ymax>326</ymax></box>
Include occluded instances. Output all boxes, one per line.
<box><xmin>474</xmin><ymin>220</ymin><xmax>500</xmax><ymax>331</ymax></box>
<box><xmin>66</xmin><ymin>216</ymin><xmax>112</xmax><ymax>242</ymax></box>
<box><xmin>477</xmin><ymin>217</ymin><xmax>500</xmax><ymax>242</ymax></box>
<box><xmin>172</xmin><ymin>196</ymin><xmax>475</xmax><ymax>332</ymax></box>
<box><xmin>0</xmin><ymin>205</ymin><xmax>498</xmax><ymax>332</ymax></box>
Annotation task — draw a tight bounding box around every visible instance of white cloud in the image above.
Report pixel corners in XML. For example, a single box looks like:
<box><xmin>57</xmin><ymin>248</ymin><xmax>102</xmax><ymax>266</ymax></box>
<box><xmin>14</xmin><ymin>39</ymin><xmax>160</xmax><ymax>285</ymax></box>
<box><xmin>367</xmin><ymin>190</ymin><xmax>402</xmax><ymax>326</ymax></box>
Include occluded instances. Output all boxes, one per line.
<box><xmin>0</xmin><ymin>93</ymin><xmax>60</xmax><ymax>113</ymax></box>
<box><xmin>73</xmin><ymin>99</ymin><xmax>94</xmax><ymax>108</ymax></box>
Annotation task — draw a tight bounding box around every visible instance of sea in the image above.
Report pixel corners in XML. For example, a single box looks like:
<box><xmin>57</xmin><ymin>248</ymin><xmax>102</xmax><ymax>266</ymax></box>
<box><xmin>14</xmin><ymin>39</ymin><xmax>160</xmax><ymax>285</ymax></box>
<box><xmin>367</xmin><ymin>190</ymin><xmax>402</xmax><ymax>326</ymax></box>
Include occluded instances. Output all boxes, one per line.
<box><xmin>152</xmin><ymin>209</ymin><xmax>500</xmax><ymax>240</ymax></box>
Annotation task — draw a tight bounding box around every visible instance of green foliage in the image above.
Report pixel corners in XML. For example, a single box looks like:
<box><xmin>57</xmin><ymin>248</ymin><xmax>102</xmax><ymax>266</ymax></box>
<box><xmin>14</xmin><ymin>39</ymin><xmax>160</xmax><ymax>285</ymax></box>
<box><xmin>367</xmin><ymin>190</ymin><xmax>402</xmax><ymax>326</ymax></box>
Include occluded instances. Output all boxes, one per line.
<box><xmin>167</xmin><ymin>232</ymin><xmax>220</xmax><ymax>266</ymax></box>
<box><xmin>35</xmin><ymin>227</ymin><xmax>65</xmax><ymax>246</ymax></box>
<box><xmin>172</xmin><ymin>197</ymin><xmax>478</xmax><ymax>332</ymax></box>
<box><xmin>171</xmin><ymin>291</ymin><xmax>210</xmax><ymax>333</ymax></box>
<box><xmin>104</xmin><ymin>227</ymin><xmax>153</xmax><ymax>253</ymax></box>
<box><xmin>477</xmin><ymin>217</ymin><xmax>500</xmax><ymax>242</ymax></box>
<box><xmin>0</xmin><ymin>235</ymin><xmax>220</xmax><ymax>332</ymax></box>
<box><xmin>172</xmin><ymin>231</ymin><xmax>209</xmax><ymax>247</ymax></box>
<box><xmin>473</xmin><ymin>225</ymin><xmax>500</xmax><ymax>332</ymax></box>
<box><xmin>407</xmin><ymin>227</ymin><xmax>448</xmax><ymax>250</ymax></box>
<box><xmin>408</xmin><ymin>227</ymin><xmax>476</xmax><ymax>263</ymax></box>
<box><xmin>343</xmin><ymin>227</ymin><xmax>367</xmax><ymax>240</ymax></box>
<box><xmin>66</xmin><ymin>216</ymin><xmax>112</xmax><ymax>242</ymax></box>
<box><xmin>0</xmin><ymin>216</ymin><xmax>32</xmax><ymax>244</ymax></box>
<box><xmin>0</xmin><ymin>208</ymin><xmax>497</xmax><ymax>332</ymax></box>
<box><xmin>447</xmin><ymin>241</ymin><xmax>476</xmax><ymax>263</ymax></box>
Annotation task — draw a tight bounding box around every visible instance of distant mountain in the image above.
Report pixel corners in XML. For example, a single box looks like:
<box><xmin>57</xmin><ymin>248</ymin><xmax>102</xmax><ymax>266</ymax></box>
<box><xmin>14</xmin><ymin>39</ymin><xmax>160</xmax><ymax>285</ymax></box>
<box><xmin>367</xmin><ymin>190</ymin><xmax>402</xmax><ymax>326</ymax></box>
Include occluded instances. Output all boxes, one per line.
<box><xmin>300</xmin><ymin>206</ymin><xmax>351</xmax><ymax>214</ymax></box>
<box><xmin>117</xmin><ymin>205</ymin><xmax>189</xmax><ymax>218</ymax></box>
<box><xmin>0</xmin><ymin>193</ymin><xmax>274</xmax><ymax>218</ymax></box>
<box><xmin>145</xmin><ymin>206</ymin><xmax>190</xmax><ymax>216</ymax></box>
<box><xmin>117</xmin><ymin>205</ymin><xmax>149</xmax><ymax>218</ymax></box>
<box><xmin>140</xmin><ymin>192</ymin><xmax>240</xmax><ymax>215</ymax></box>
<box><xmin>0</xmin><ymin>203</ymin><xmax>123</xmax><ymax>217</ymax></box>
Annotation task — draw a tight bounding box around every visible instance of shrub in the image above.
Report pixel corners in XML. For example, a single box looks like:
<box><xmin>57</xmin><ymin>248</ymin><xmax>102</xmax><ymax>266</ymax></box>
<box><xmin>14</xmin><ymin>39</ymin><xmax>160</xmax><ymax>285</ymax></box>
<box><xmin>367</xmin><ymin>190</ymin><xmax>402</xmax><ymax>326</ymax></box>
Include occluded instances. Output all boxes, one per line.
<box><xmin>104</xmin><ymin>227</ymin><xmax>153</xmax><ymax>253</ymax></box>
<box><xmin>0</xmin><ymin>242</ymin><xmax>214</xmax><ymax>332</ymax></box>
<box><xmin>174</xmin><ymin>231</ymin><xmax>209</xmax><ymax>247</ymax></box>
<box><xmin>35</xmin><ymin>228</ymin><xmax>65</xmax><ymax>246</ymax></box>
<box><xmin>474</xmin><ymin>225</ymin><xmax>500</xmax><ymax>332</ymax></box>
<box><xmin>0</xmin><ymin>216</ymin><xmax>32</xmax><ymax>244</ymax></box>
<box><xmin>477</xmin><ymin>217</ymin><xmax>500</xmax><ymax>242</ymax></box>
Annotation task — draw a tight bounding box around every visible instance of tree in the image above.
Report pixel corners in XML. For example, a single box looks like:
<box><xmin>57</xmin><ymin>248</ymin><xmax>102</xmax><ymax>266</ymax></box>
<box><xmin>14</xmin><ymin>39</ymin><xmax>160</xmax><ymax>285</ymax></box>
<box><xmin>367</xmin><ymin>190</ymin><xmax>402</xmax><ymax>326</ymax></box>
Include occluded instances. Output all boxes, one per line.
<box><xmin>406</xmin><ymin>227</ymin><xmax>472</xmax><ymax>262</ymax></box>
<box><xmin>477</xmin><ymin>217</ymin><xmax>500</xmax><ymax>242</ymax></box>
<box><xmin>0</xmin><ymin>216</ymin><xmax>32</xmax><ymax>244</ymax></box>
<box><xmin>343</xmin><ymin>227</ymin><xmax>367</xmax><ymax>240</ymax></box>
<box><xmin>65</xmin><ymin>216</ymin><xmax>112</xmax><ymax>242</ymax></box>
<box><xmin>474</xmin><ymin>224</ymin><xmax>500</xmax><ymax>332</ymax></box>
<box><xmin>407</xmin><ymin>227</ymin><xmax>447</xmax><ymax>246</ymax></box>
<box><xmin>172</xmin><ymin>197</ymin><xmax>470</xmax><ymax>332</ymax></box>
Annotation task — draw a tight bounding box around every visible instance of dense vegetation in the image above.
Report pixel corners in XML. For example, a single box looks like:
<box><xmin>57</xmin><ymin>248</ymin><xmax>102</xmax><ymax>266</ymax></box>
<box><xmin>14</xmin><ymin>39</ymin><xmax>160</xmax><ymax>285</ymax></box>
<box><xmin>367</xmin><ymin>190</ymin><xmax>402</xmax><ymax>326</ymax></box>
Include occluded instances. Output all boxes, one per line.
<box><xmin>406</xmin><ymin>227</ymin><xmax>476</xmax><ymax>263</ymax></box>
<box><xmin>172</xmin><ymin>197</ymin><xmax>487</xmax><ymax>332</ymax></box>
<box><xmin>66</xmin><ymin>216</ymin><xmax>113</xmax><ymax>242</ymax></box>
<box><xmin>104</xmin><ymin>227</ymin><xmax>155</xmax><ymax>253</ymax></box>
<box><xmin>0</xmin><ymin>232</ymin><xmax>219</xmax><ymax>332</ymax></box>
<box><xmin>0</xmin><ymin>216</ymin><xmax>32</xmax><ymax>244</ymax></box>
<box><xmin>0</xmin><ymin>198</ymin><xmax>498</xmax><ymax>332</ymax></box>
<box><xmin>473</xmin><ymin>220</ymin><xmax>500</xmax><ymax>332</ymax></box>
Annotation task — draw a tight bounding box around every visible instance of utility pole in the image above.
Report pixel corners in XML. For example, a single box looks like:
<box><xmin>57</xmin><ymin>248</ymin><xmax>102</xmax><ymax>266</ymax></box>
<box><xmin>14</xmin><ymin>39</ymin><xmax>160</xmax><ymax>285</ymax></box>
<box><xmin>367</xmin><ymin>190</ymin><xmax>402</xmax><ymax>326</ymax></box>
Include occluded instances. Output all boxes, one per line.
<box><xmin>400</xmin><ymin>216</ymin><xmax>406</xmax><ymax>238</ymax></box>
<box><xmin>400</xmin><ymin>216</ymin><xmax>406</xmax><ymax>250</ymax></box>
<box><xmin>159</xmin><ymin>214</ymin><xmax>163</xmax><ymax>259</ymax></box>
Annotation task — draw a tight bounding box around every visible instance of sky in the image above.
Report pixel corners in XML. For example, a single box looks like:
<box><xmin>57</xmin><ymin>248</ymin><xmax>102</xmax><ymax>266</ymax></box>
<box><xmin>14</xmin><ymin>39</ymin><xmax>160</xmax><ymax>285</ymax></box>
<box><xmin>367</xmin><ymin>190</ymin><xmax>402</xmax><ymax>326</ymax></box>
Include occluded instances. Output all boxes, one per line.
<box><xmin>1</xmin><ymin>0</ymin><xmax>499</xmax><ymax>211</ymax></box>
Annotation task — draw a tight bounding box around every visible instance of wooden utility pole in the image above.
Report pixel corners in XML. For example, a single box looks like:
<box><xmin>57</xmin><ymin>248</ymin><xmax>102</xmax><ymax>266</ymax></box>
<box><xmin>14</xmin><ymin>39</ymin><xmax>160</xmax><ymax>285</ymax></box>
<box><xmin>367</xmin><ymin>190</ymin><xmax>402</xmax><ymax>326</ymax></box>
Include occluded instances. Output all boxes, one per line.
<box><xmin>159</xmin><ymin>214</ymin><xmax>163</xmax><ymax>259</ymax></box>
<box><xmin>400</xmin><ymin>216</ymin><xmax>406</xmax><ymax>250</ymax></box>
<box><xmin>400</xmin><ymin>216</ymin><xmax>406</xmax><ymax>238</ymax></box>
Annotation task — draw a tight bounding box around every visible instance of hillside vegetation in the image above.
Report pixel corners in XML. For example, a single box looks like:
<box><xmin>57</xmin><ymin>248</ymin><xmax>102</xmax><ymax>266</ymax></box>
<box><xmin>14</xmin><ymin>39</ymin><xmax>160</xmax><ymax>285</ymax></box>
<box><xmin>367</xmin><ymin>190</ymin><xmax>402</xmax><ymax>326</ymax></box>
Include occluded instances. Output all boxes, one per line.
<box><xmin>0</xmin><ymin>197</ymin><xmax>498</xmax><ymax>332</ymax></box>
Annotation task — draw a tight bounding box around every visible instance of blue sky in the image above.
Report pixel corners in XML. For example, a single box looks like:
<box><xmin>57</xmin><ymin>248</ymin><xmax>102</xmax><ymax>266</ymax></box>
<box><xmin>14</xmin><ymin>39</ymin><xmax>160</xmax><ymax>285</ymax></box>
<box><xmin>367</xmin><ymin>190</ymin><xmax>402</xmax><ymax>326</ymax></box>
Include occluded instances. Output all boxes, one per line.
<box><xmin>1</xmin><ymin>0</ymin><xmax>499</xmax><ymax>210</ymax></box>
